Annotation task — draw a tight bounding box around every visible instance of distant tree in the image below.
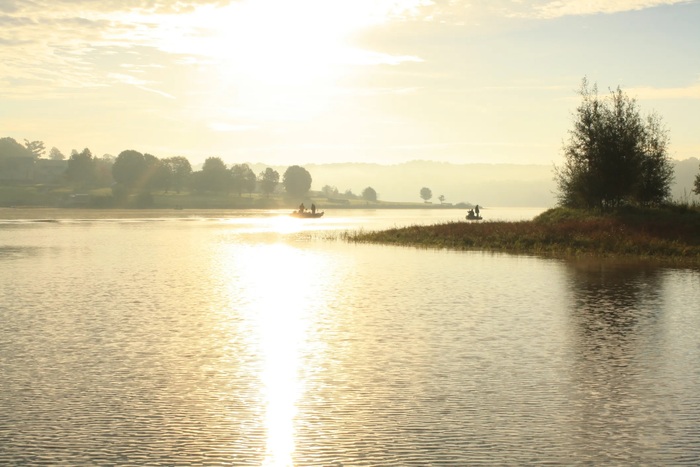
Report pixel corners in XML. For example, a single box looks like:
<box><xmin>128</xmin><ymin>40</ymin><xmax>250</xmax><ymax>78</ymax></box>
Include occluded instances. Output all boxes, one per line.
<box><xmin>24</xmin><ymin>139</ymin><xmax>45</xmax><ymax>159</ymax></box>
<box><xmin>144</xmin><ymin>153</ymin><xmax>172</xmax><ymax>193</ymax></box>
<box><xmin>112</xmin><ymin>150</ymin><xmax>147</xmax><ymax>189</ymax></box>
<box><xmin>283</xmin><ymin>165</ymin><xmax>312</xmax><ymax>197</ymax></box>
<box><xmin>258</xmin><ymin>167</ymin><xmax>280</xmax><ymax>197</ymax></box>
<box><xmin>438</xmin><ymin>194</ymin><xmax>445</xmax><ymax>204</ymax></box>
<box><xmin>420</xmin><ymin>187</ymin><xmax>432</xmax><ymax>202</ymax></box>
<box><xmin>321</xmin><ymin>185</ymin><xmax>339</xmax><ymax>198</ymax></box>
<box><xmin>694</xmin><ymin>163</ymin><xmax>700</xmax><ymax>195</ymax></box>
<box><xmin>198</xmin><ymin>156</ymin><xmax>229</xmax><ymax>193</ymax></box>
<box><xmin>65</xmin><ymin>148</ymin><xmax>96</xmax><ymax>187</ymax></box>
<box><xmin>0</xmin><ymin>137</ymin><xmax>33</xmax><ymax>158</ymax></box>
<box><xmin>49</xmin><ymin>147</ymin><xmax>65</xmax><ymax>160</ymax></box>
<box><xmin>362</xmin><ymin>186</ymin><xmax>378</xmax><ymax>202</ymax></box>
<box><xmin>163</xmin><ymin>156</ymin><xmax>192</xmax><ymax>193</ymax></box>
<box><xmin>344</xmin><ymin>189</ymin><xmax>357</xmax><ymax>199</ymax></box>
<box><xmin>230</xmin><ymin>163</ymin><xmax>257</xmax><ymax>196</ymax></box>
<box><xmin>555</xmin><ymin>78</ymin><xmax>674</xmax><ymax>210</ymax></box>
<box><xmin>95</xmin><ymin>154</ymin><xmax>115</xmax><ymax>186</ymax></box>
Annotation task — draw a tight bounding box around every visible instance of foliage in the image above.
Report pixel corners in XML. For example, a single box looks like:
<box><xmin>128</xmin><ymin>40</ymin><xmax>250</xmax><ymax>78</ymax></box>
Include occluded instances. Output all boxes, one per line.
<box><xmin>49</xmin><ymin>147</ymin><xmax>65</xmax><ymax>160</ymax></box>
<box><xmin>94</xmin><ymin>155</ymin><xmax>115</xmax><ymax>187</ymax></box>
<box><xmin>24</xmin><ymin>140</ymin><xmax>46</xmax><ymax>159</ymax></box>
<box><xmin>0</xmin><ymin>137</ymin><xmax>33</xmax><ymax>158</ymax></box>
<box><xmin>65</xmin><ymin>148</ymin><xmax>96</xmax><ymax>187</ymax></box>
<box><xmin>555</xmin><ymin>78</ymin><xmax>674</xmax><ymax>210</ymax></box>
<box><xmin>112</xmin><ymin>150</ymin><xmax>147</xmax><ymax>189</ymax></box>
<box><xmin>420</xmin><ymin>187</ymin><xmax>432</xmax><ymax>202</ymax></box>
<box><xmin>144</xmin><ymin>153</ymin><xmax>173</xmax><ymax>193</ymax></box>
<box><xmin>163</xmin><ymin>156</ymin><xmax>192</xmax><ymax>193</ymax></box>
<box><xmin>258</xmin><ymin>167</ymin><xmax>280</xmax><ymax>197</ymax></box>
<box><xmin>283</xmin><ymin>165</ymin><xmax>312</xmax><ymax>198</ymax></box>
<box><xmin>694</xmin><ymin>163</ymin><xmax>700</xmax><ymax>195</ymax></box>
<box><xmin>230</xmin><ymin>163</ymin><xmax>256</xmax><ymax>196</ymax></box>
<box><xmin>195</xmin><ymin>157</ymin><xmax>229</xmax><ymax>193</ymax></box>
<box><xmin>362</xmin><ymin>186</ymin><xmax>377</xmax><ymax>202</ymax></box>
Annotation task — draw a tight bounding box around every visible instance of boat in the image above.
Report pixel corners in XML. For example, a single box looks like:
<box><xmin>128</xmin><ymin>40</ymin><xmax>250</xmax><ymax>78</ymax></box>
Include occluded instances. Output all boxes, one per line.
<box><xmin>466</xmin><ymin>213</ymin><xmax>482</xmax><ymax>220</ymax></box>
<box><xmin>290</xmin><ymin>211</ymin><xmax>324</xmax><ymax>218</ymax></box>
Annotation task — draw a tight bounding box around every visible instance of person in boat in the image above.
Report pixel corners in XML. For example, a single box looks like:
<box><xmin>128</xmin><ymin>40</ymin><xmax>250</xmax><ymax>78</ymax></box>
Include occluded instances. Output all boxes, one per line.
<box><xmin>311</xmin><ymin>203</ymin><xmax>316</xmax><ymax>214</ymax></box>
<box><xmin>298</xmin><ymin>202</ymin><xmax>305</xmax><ymax>213</ymax></box>
<box><xmin>468</xmin><ymin>209</ymin><xmax>475</xmax><ymax>217</ymax></box>
<box><xmin>474</xmin><ymin>204</ymin><xmax>480</xmax><ymax>217</ymax></box>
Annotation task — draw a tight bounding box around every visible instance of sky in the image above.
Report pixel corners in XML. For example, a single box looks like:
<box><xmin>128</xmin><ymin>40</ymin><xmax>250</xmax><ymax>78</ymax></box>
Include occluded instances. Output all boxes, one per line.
<box><xmin>1</xmin><ymin>0</ymin><xmax>699</xmax><ymax>167</ymax></box>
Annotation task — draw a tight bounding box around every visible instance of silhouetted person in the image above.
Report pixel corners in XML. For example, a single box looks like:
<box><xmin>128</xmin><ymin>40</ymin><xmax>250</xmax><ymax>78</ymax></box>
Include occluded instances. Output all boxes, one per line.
<box><xmin>299</xmin><ymin>203</ymin><xmax>305</xmax><ymax>213</ymax></box>
<box><xmin>475</xmin><ymin>205</ymin><xmax>480</xmax><ymax>217</ymax></box>
<box><xmin>311</xmin><ymin>203</ymin><xmax>316</xmax><ymax>214</ymax></box>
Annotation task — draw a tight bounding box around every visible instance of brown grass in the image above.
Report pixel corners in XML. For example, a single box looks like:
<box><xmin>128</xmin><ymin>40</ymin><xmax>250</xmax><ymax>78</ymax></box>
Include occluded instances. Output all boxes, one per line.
<box><xmin>345</xmin><ymin>206</ymin><xmax>700</xmax><ymax>264</ymax></box>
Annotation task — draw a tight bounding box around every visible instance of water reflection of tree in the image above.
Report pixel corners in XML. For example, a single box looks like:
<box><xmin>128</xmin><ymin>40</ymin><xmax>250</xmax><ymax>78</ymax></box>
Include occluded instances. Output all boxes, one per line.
<box><xmin>563</xmin><ymin>258</ymin><xmax>672</xmax><ymax>463</ymax></box>
<box><xmin>566</xmin><ymin>259</ymin><xmax>664</xmax><ymax>344</ymax></box>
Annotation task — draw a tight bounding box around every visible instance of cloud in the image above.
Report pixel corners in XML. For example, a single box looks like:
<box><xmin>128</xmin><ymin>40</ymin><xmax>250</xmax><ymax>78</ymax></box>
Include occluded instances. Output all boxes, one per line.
<box><xmin>629</xmin><ymin>81</ymin><xmax>700</xmax><ymax>100</ymax></box>
<box><xmin>528</xmin><ymin>0</ymin><xmax>692</xmax><ymax>19</ymax></box>
<box><xmin>107</xmin><ymin>72</ymin><xmax>176</xmax><ymax>98</ymax></box>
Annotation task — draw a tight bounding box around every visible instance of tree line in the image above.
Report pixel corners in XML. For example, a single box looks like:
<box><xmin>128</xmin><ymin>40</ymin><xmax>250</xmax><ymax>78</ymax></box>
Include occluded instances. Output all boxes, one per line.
<box><xmin>0</xmin><ymin>138</ymin><xmax>387</xmax><ymax>204</ymax></box>
<box><xmin>6</xmin><ymin>77</ymin><xmax>698</xmax><ymax>209</ymax></box>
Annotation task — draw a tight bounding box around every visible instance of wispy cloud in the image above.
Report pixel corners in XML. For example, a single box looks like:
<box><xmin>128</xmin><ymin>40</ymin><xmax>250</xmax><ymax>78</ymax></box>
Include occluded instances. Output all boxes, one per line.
<box><xmin>107</xmin><ymin>73</ymin><xmax>175</xmax><ymax>99</ymax></box>
<box><xmin>629</xmin><ymin>81</ymin><xmax>700</xmax><ymax>100</ymax></box>
<box><xmin>528</xmin><ymin>0</ymin><xmax>692</xmax><ymax>19</ymax></box>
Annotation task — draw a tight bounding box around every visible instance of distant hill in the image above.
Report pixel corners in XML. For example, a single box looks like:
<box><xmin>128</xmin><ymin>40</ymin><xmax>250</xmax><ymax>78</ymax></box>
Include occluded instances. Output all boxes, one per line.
<box><xmin>247</xmin><ymin>159</ymin><xmax>699</xmax><ymax>207</ymax></box>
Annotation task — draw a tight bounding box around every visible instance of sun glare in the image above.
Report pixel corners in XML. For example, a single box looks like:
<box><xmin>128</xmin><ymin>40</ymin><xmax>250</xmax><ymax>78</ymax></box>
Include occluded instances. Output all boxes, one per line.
<box><xmin>110</xmin><ymin>0</ymin><xmax>429</xmax><ymax>124</ymax></box>
<box><xmin>221</xmin><ymin>241</ymin><xmax>333</xmax><ymax>465</ymax></box>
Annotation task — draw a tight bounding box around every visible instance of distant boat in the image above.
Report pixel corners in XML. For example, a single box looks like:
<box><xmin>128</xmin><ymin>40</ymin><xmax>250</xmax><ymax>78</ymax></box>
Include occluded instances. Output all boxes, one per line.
<box><xmin>290</xmin><ymin>211</ymin><xmax>324</xmax><ymax>218</ymax></box>
<box><xmin>466</xmin><ymin>213</ymin><xmax>482</xmax><ymax>220</ymax></box>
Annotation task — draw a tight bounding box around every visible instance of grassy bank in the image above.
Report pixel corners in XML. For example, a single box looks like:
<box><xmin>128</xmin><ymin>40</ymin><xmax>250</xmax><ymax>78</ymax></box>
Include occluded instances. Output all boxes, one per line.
<box><xmin>345</xmin><ymin>206</ymin><xmax>700</xmax><ymax>264</ymax></box>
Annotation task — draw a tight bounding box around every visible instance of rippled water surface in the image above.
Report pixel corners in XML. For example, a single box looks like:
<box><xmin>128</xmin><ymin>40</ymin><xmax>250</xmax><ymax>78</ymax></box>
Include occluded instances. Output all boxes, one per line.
<box><xmin>1</xmin><ymin>208</ymin><xmax>699</xmax><ymax>465</ymax></box>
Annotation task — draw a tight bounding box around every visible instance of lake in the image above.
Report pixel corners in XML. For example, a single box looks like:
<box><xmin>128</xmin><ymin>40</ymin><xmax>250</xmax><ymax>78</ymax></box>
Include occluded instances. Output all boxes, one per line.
<box><xmin>1</xmin><ymin>207</ymin><xmax>699</xmax><ymax>465</ymax></box>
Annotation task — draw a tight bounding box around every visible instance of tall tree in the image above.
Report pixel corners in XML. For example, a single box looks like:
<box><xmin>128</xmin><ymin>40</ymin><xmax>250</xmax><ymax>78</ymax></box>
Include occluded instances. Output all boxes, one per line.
<box><xmin>24</xmin><ymin>139</ymin><xmax>46</xmax><ymax>159</ymax></box>
<box><xmin>65</xmin><ymin>148</ymin><xmax>96</xmax><ymax>187</ymax></box>
<box><xmin>283</xmin><ymin>165</ymin><xmax>312</xmax><ymax>198</ymax></box>
<box><xmin>258</xmin><ymin>167</ymin><xmax>280</xmax><ymax>197</ymax></box>
<box><xmin>230</xmin><ymin>163</ymin><xmax>256</xmax><ymax>196</ymax></box>
<box><xmin>694</xmin><ymin>163</ymin><xmax>700</xmax><ymax>195</ymax></box>
<box><xmin>362</xmin><ymin>186</ymin><xmax>378</xmax><ymax>202</ymax></box>
<box><xmin>95</xmin><ymin>154</ymin><xmax>115</xmax><ymax>186</ymax></box>
<box><xmin>0</xmin><ymin>137</ymin><xmax>33</xmax><ymax>158</ymax></box>
<box><xmin>555</xmin><ymin>78</ymin><xmax>674</xmax><ymax>209</ymax></box>
<box><xmin>112</xmin><ymin>150</ymin><xmax>147</xmax><ymax>189</ymax></box>
<box><xmin>163</xmin><ymin>156</ymin><xmax>192</xmax><ymax>193</ymax></box>
<box><xmin>420</xmin><ymin>187</ymin><xmax>432</xmax><ymax>202</ymax></box>
<box><xmin>143</xmin><ymin>153</ymin><xmax>172</xmax><ymax>193</ymax></box>
<box><xmin>49</xmin><ymin>147</ymin><xmax>65</xmax><ymax>160</ymax></box>
<box><xmin>197</xmin><ymin>157</ymin><xmax>229</xmax><ymax>193</ymax></box>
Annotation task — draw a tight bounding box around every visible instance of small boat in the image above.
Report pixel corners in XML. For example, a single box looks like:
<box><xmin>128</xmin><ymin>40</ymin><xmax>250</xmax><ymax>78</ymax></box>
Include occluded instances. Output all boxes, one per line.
<box><xmin>290</xmin><ymin>211</ymin><xmax>324</xmax><ymax>218</ymax></box>
<box><xmin>466</xmin><ymin>213</ymin><xmax>482</xmax><ymax>220</ymax></box>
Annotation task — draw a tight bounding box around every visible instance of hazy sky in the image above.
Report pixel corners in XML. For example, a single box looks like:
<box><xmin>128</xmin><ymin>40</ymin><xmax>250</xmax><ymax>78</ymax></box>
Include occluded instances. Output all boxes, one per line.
<box><xmin>2</xmin><ymin>0</ymin><xmax>699</xmax><ymax>166</ymax></box>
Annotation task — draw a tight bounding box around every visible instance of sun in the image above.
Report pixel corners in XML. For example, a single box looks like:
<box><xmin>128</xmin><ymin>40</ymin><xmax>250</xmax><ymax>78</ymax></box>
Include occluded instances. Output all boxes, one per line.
<box><xmin>197</xmin><ymin>1</ymin><xmax>356</xmax><ymax>87</ymax></box>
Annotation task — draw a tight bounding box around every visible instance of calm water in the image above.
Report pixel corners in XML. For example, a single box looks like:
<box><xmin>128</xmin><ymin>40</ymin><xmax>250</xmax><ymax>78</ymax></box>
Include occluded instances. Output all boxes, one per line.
<box><xmin>1</xmin><ymin>208</ymin><xmax>699</xmax><ymax>465</ymax></box>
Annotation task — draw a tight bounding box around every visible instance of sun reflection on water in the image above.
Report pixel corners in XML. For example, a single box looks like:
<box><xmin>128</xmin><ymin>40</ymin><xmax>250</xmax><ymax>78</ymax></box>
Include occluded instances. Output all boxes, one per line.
<box><xmin>224</xmin><ymin>241</ymin><xmax>333</xmax><ymax>466</ymax></box>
